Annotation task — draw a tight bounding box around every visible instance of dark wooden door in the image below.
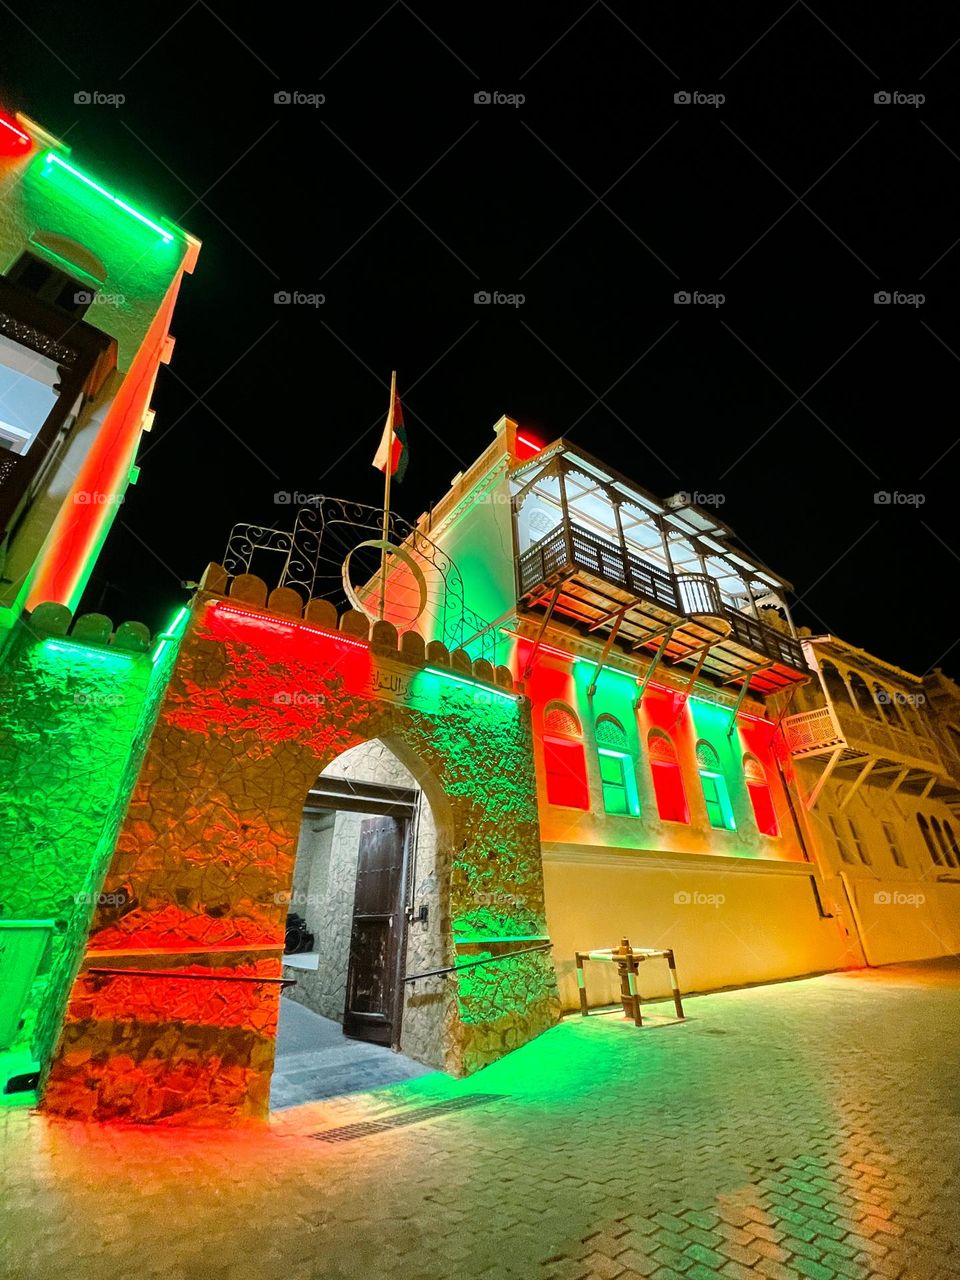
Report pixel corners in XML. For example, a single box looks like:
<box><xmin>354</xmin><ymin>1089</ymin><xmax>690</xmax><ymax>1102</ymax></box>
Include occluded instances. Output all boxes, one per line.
<box><xmin>343</xmin><ymin>815</ymin><xmax>407</xmax><ymax>1045</ymax></box>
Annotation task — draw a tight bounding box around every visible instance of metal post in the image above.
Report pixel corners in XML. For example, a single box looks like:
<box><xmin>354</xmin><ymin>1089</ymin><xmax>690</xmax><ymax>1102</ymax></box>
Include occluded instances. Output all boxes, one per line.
<box><xmin>576</xmin><ymin>953</ymin><xmax>589</xmax><ymax>1016</ymax></box>
<box><xmin>665</xmin><ymin>949</ymin><xmax>684</xmax><ymax>1019</ymax></box>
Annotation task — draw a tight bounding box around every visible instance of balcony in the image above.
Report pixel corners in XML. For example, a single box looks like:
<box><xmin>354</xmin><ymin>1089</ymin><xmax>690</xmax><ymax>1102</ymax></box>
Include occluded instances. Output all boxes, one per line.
<box><xmin>517</xmin><ymin>520</ymin><xmax>808</xmax><ymax>695</ymax></box>
<box><xmin>785</xmin><ymin>703</ymin><xmax>944</xmax><ymax>776</ymax></box>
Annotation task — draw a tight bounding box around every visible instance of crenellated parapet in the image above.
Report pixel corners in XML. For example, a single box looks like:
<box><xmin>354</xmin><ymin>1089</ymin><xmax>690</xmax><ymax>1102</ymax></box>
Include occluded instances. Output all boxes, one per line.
<box><xmin>199</xmin><ymin>562</ymin><xmax>517</xmax><ymax>694</ymax></box>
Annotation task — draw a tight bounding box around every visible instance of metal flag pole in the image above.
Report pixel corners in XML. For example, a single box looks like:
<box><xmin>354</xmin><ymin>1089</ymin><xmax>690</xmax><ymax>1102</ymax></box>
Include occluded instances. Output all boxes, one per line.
<box><xmin>378</xmin><ymin>369</ymin><xmax>396</xmax><ymax>621</ymax></box>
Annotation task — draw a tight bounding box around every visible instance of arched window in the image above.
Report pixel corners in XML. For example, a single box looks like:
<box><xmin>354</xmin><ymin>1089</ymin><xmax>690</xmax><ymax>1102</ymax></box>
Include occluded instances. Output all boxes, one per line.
<box><xmin>848</xmin><ymin>672</ymin><xmax>879</xmax><ymax>719</ymax></box>
<box><xmin>944</xmin><ymin>820</ymin><xmax>960</xmax><ymax>867</ymax></box>
<box><xmin>696</xmin><ymin>740</ymin><xmax>736</xmax><ymax>830</ymax></box>
<box><xmin>874</xmin><ymin>684</ymin><xmax>898</xmax><ymax>727</ymax></box>
<box><xmin>820</xmin><ymin>661</ymin><xmax>852</xmax><ymax>709</ymax></box>
<box><xmin>930</xmin><ymin>817</ymin><xmax>956</xmax><ymax>869</ymax></box>
<box><xmin>648</xmin><ymin>730</ymin><xmax>688</xmax><ymax>824</ymax></box>
<box><xmin>743</xmin><ymin>753</ymin><xmax>779</xmax><ymax>837</ymax></box>
<box><xmin>594</xmin><ymin>714</ymin><xmax>639</xmax><ymax>816</ymax></box>
<box><xmin>542</xmin><ymin>701</ymin><xmax>589</xmax><ymax>810</ymax></box>
<box><xmin>917</xmin><ymin>814</ymin><xmax>943</xmax><ymax>866</ymax></box>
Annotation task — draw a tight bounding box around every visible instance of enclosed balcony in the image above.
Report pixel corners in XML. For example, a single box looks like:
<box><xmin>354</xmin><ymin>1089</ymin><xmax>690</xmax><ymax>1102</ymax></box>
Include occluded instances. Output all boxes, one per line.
<box><xmin>512</xmin><ymin>444</ymin><xmax>808</xmax><ymax>696</ymax></box>
<box><xmin>783</xmin><ymin>640</ymin><xmax>956</xmax><ymax>810</ymax></box>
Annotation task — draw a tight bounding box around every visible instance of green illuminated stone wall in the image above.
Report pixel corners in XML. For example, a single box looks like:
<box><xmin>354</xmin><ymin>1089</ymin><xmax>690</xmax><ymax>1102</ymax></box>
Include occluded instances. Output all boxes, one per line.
<box><xmin>0</xmin><ymin>620</ymin><xmax>177</xmax><ymax>1093</ymax></box>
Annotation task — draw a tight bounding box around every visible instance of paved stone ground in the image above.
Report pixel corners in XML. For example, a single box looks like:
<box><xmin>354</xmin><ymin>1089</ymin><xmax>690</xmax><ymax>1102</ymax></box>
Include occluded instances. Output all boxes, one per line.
<box><xmin>270</xmin><ymin>997</ymin><xmax>432</xmax><ymax>1108</ymax></box>
<box><xmin>2</xmin><ymin>961</ymin><xmax>959</xmax><ymax>1280</ymax></box>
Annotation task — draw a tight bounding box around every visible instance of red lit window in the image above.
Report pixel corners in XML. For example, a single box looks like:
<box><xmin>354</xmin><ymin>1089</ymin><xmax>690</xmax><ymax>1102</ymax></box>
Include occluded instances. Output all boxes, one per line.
<box><xmin>743</xmin><ymin>754</ymin><xmax>779</xmax><ymax>837</ymax></box>
<box><xmin>543</xmin><ymin>702</ymin><xmax>589</xmax><ymax>809</ymax></box>
<box><xmin>648</xmin><ymin>730</ymin><xmax>688</xmax><ymax>824</ymax></box>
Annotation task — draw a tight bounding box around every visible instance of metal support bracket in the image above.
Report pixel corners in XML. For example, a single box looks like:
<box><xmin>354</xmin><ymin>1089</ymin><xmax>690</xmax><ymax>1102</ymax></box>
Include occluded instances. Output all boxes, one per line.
<box><xmin>633</xmin><ymin>626</ymin><xmax>675</xmax><ymax>710</ymax></box>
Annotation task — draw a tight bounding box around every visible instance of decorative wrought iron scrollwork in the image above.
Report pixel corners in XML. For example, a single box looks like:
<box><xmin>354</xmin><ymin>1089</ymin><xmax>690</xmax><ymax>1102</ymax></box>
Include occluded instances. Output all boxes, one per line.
<box><xmin>222</xmin><ymin>496</ymin><xmax>502</xmax><ymax>663</ymax></box>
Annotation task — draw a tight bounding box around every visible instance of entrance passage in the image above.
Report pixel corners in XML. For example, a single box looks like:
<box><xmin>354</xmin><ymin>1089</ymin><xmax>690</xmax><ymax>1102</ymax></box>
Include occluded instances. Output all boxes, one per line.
<box><xmin>344</xmin><ymin>815</ymin><xmax>407</xmax><ymax>1045</ymax></box>
<box><xmin>270</xmin><ymin>1000</ymin><xmax>432</xmax><ymax>1110</ymax></box>
<box><xmin>274</xmin><ymin>738</ymin><xmax>450</xmax><ymax>1110</ymax></box>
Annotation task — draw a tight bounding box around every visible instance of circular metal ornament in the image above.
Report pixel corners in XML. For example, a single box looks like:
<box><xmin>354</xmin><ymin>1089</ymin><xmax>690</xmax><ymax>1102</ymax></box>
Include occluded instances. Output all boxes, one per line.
<box><xmin>341</xmin><ymin>538</ymin><xmax>429</xmax><ymax>626</ymax></box>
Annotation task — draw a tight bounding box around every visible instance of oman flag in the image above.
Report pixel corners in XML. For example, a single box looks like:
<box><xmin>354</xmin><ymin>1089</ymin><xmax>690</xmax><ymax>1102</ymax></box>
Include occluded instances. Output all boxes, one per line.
<box><xmin>372</xmin><ymin>372</ymin><xmax>409</xmax><ymax>482</ymax></box>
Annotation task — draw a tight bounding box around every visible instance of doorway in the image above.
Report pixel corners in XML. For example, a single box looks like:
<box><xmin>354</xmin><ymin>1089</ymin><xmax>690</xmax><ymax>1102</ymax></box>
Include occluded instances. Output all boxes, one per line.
<box><xmin>343</xmin><ymin>813</ymin><xmax>408</xmax><ymax>1045</ymax></box>
<box><xmin>272</xmin><ymin>739</ymin><xmax>450</xmax><ymax>1109</ymax></box>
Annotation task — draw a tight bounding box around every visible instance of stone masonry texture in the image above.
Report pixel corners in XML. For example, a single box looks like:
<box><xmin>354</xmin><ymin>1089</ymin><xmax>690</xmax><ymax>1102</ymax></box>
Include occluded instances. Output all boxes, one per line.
<box><xmin>41</xmin><ymin>592</ymin><xmax>560</xmax><ymax>1124</ymax></box>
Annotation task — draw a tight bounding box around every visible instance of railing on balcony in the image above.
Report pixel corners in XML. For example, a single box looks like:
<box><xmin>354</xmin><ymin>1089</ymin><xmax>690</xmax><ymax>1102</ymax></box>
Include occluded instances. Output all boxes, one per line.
<box><xmin>517</xmin><ymin>519</ymin><xmax>807</xmax><ymax>672</ymax></box>
<box><xmin>835</xmin><ymin>706</ymin><xmax>942</xmax><ymax>767</ymax></box>
<box><xmin>785</xmin><ymin>707</ymin><xmax>844</xmax><ymax>755</ymax></box>
<box><xmin>785</xmin><ymin>702</ymin><xmax>944</xmax><ymax>769</ymax></box>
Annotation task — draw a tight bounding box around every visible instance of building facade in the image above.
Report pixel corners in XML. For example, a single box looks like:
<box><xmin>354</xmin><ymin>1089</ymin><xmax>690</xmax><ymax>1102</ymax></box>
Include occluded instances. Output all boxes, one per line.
<box><xmin>3</xmin><ymin>108</ymin><xmax>959</xmax><ymax>1125</ymax></box>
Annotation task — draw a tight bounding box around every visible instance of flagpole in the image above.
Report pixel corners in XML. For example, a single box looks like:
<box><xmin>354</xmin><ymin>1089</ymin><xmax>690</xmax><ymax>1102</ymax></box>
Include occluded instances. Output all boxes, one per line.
<box><xmin>378</xmin><ymin>369</ymin><xmax>396</xmax><ymax>621</ymax></box>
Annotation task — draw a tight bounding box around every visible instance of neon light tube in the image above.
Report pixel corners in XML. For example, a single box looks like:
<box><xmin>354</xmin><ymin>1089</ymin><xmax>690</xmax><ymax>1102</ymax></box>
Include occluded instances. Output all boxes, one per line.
<box><xmin>424</xmin><ymin>665</ymin><xmax>519</xmax><ymax>702</ymax></box>
<box><xmin>42</xmin><ymin>152</ymin><xmax>174</xmax><ymax>242</ymax></box>
<box><xmin>0</xmin><ymin>115</ymin><xmax>30</xmax><ymax>149</ymax></box>
<box><xmin>210</xmin><ymin>602</ymin><xmax>371</xmax><ymax>649</ymax></box>
<box><xmin>42</xmin><ymin>639</ymin><xmax>138</xmax><ymax>661</ymax></box>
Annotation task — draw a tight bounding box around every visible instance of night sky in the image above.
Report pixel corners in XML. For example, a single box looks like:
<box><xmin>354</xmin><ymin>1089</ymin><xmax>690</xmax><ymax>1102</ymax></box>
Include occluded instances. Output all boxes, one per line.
<box><xmin>3</xmin><ymin>4</ymin><xmax>958</xmax><ymax>675</ymax></box>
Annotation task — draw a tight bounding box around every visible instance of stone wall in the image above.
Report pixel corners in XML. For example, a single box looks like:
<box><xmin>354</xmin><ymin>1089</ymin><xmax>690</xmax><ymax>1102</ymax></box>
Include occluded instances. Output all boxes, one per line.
<box><xmin>0</xmin><ymin>606</ymin><xmax>175</xmax><ymax>1094</ymax></box>
<box><xmin>42</xmin><ymin>572</ymin><xmax>559</xmax><ymax>1125</ymax></box>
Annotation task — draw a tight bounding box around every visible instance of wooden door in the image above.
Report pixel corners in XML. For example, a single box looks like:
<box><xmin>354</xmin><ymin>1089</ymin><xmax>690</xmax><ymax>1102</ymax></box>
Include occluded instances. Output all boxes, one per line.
<box><xmin>343</xmin><ymin>815</ymin><xmax>407</xmax><ymax>1045</ymax></box>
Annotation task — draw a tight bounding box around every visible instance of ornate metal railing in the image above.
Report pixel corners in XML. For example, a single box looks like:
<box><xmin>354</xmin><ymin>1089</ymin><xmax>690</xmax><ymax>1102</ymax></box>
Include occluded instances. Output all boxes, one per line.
<box><xmin>222</xmin><ymin>496</ymin><xmax>502</xmax><ymax>663</ymax></box>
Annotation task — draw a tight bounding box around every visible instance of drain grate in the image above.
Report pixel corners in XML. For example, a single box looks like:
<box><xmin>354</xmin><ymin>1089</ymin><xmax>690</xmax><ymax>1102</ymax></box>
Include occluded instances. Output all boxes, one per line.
<box><xmin>309</xmin><ymin>1093</ymin><xmax>508</xmax><ymax>1143</ymax></box>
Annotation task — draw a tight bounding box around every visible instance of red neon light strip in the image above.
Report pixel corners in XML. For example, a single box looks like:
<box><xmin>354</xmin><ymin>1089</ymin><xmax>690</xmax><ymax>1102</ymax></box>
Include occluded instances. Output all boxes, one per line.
<box><xmin>0</xmin><ymin>115</ymin><xmax>30</xmax><ymax>147</ymax></box>
<box><xmin>210</xmin><ymin>602</ymin><xmax>371</xmax><ymax>649</ymax></box>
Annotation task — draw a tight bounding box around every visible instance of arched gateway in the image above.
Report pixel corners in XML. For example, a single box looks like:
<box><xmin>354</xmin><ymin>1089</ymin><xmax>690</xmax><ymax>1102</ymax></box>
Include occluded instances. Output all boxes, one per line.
<box><xmin>42</xmin><ymin>568</ymin><xmax>560</xmax><ymax>1125</ymax></box>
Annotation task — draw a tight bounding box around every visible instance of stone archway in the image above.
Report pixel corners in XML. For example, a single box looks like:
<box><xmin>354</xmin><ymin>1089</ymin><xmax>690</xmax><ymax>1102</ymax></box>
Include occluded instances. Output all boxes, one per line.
<box><xmin>42</xmin><ymin>576</ymin><xmax>560</xmax><ymax>1125</ymax></box>
<box><xmin>281</xmin><ymin>736</ymin><xmax>454</xmax><ymax>1072</ymax></box>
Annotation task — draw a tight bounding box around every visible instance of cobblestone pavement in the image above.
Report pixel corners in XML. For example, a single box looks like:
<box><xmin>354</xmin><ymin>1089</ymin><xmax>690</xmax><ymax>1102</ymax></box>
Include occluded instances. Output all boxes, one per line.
<box><xmin>2</xmin><ymin>961</ymin><xmax>959</xmax><ymax>1280</ymax></box>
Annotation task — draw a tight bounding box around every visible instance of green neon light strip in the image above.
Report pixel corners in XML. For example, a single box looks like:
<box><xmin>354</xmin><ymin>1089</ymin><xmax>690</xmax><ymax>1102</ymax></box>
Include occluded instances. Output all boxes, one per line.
<box><xmin>42</xmin><ymin>638</ymin><xmax>139</xmax><ymax>662</ymax></box>
<box><xmin>151</xmin><ymin>606</ymin><xmax>190</xmax><ymax>665</ymax></box>
<box><xmin>423</xmin><ymin>666</ymin><xmax>518</xmax><ymax>702</ymax></box>
<box><xmin>42</xmin><ymin>153</ymin><xmax>174</xmax><ymax>243</ymax></box>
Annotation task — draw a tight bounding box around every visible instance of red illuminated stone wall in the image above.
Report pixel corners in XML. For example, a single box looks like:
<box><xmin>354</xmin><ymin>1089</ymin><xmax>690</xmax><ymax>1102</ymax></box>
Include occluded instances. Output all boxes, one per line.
<box><xmin>43</xmin><ymin>571</ymin><xmax>559</xmax><ymax>1125</ymax></box>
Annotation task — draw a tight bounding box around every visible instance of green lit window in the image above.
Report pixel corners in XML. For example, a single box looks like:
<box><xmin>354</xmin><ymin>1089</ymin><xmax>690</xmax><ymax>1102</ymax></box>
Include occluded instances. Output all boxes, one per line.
<box><xmin>695</xmin><ymin>740</ymin><xmax>735</xmax><ymax>830</ymax></box>
<box><xmin>595</xmin><ymin>715</ymin><xmax>639</xmax><ymax>817</ymax></box>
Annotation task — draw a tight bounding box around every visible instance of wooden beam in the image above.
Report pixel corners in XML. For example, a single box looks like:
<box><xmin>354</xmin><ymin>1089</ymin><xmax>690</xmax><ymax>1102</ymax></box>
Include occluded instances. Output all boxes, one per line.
<box><xmin>838</xmin><ymin>758</ymin><xmax>877</xmax><ymax>810</ymax></box>
<box><xmin>586</xmin><ymin>609</ymin><xmax>628</xmax><ymax>698</ymax></box>
<box><xmin>805</xmin><ymin>747</ymin><xmax>844</xmax><ymax>811</ymax></box>
<box><xmin>633</xmin><ymin>627</ymin><xmax>676</xmax><ymax>710</ymax></box>
<box><xmin>522</xmin><ymin>584</ymin><xmax>562</xmax><ymax>679</ymax></box>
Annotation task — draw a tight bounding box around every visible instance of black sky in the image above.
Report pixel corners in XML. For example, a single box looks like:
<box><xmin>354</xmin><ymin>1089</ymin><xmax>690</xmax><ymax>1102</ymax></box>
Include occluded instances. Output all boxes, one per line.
<box><xmin>3</xmin><ymin>3</ymin><xmax>959</xmax><ymax>675</ymax></box>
